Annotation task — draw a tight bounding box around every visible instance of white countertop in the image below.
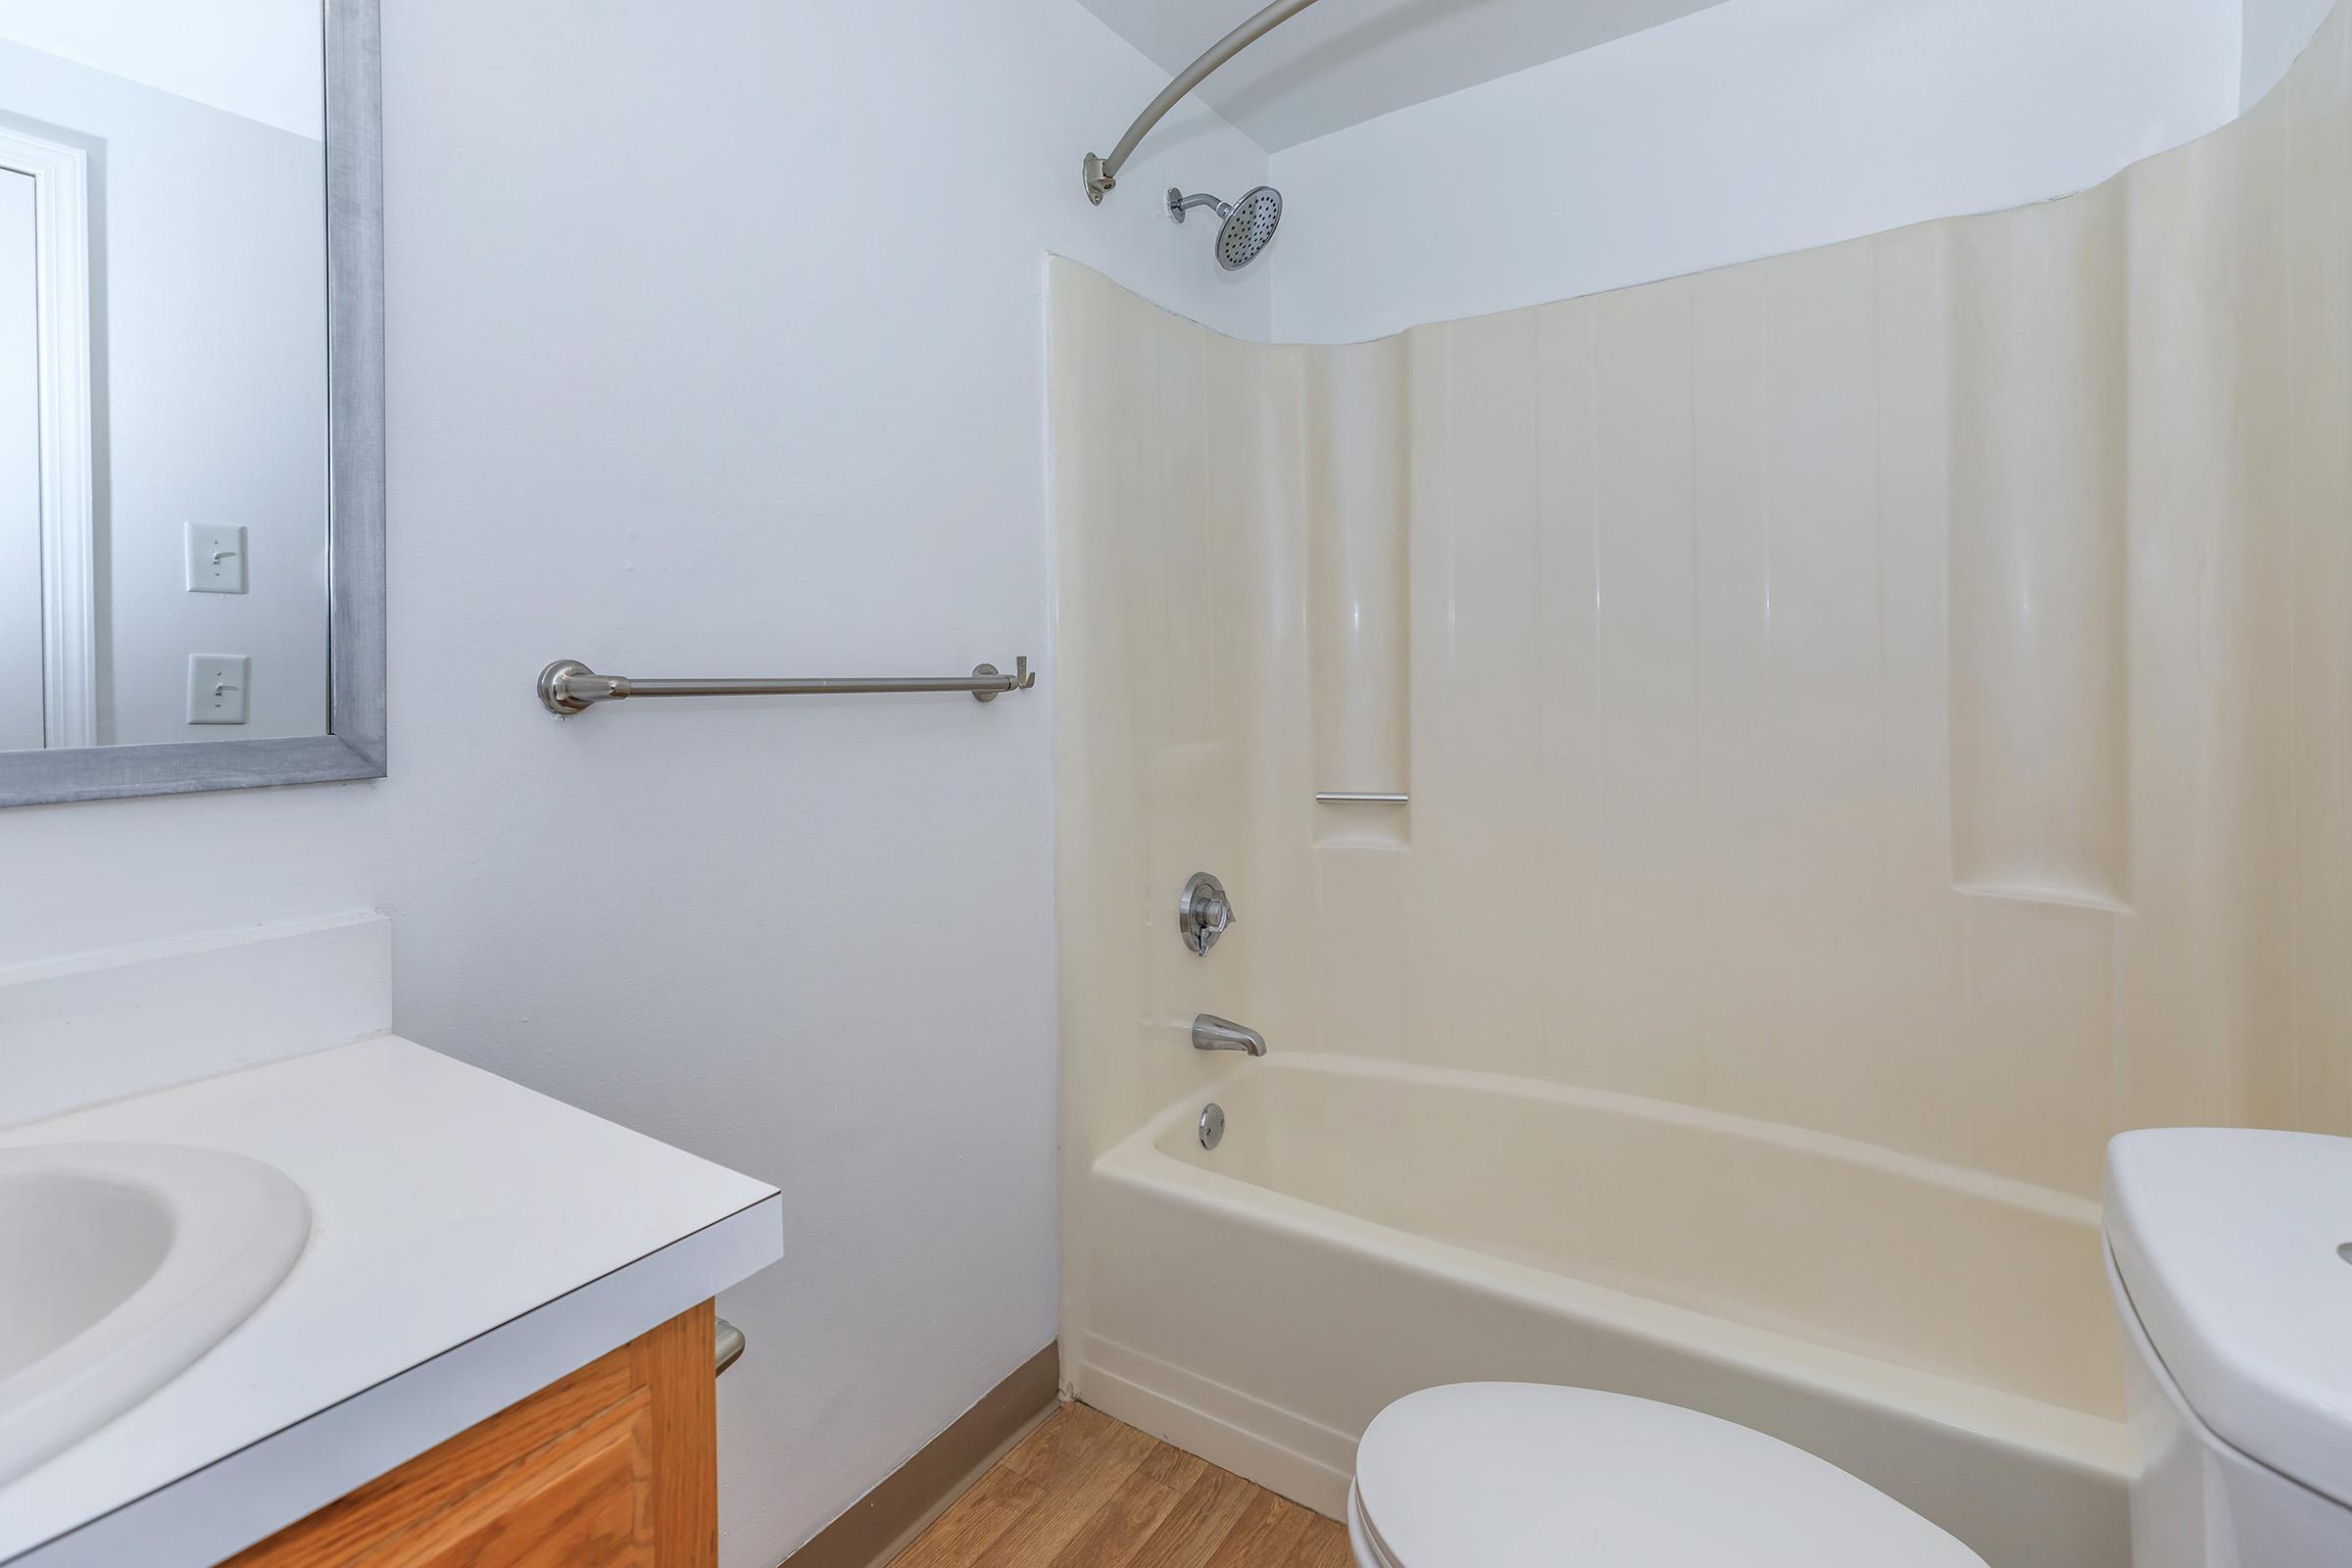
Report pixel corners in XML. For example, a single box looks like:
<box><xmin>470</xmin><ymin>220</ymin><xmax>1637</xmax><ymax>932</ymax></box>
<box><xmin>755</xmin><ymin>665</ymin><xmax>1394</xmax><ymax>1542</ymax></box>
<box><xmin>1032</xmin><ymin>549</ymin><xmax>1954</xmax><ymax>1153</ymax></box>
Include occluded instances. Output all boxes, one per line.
<box><xmin>0</xmin><ymin>1035</ymin><xmax>782</xmax><ymax>1567</ymax></box>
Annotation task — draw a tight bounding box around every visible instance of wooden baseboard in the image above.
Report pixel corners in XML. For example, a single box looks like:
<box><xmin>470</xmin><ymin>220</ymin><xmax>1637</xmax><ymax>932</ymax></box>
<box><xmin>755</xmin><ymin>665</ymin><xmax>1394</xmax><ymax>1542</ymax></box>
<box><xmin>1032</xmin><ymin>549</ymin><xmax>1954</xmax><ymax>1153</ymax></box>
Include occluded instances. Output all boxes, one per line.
<box><xmin>779</xmin><ymin>1344</ymin><xmax>1060</xmax><ymax>1568</ymax></box>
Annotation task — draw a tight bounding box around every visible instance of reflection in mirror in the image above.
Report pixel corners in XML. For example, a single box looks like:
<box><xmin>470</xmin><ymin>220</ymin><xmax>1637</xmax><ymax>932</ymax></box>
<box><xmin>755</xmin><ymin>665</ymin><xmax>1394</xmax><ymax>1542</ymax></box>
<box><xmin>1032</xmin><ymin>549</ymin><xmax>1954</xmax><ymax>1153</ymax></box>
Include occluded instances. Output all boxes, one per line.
<box><xmin>0</xmin><ymin>0</ymin><xmax>327</xmax><ymax>751</ymax></box>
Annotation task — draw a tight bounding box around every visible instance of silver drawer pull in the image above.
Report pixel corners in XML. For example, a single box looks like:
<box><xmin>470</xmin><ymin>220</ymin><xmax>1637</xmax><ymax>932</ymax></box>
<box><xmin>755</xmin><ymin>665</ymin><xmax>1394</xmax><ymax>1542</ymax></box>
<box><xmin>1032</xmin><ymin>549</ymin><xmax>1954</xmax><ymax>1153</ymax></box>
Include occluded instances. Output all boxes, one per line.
<box><xmin>715</xmin><ymin>1317</ymin><xmax>746</xmax><ymax>1378</ymax></box>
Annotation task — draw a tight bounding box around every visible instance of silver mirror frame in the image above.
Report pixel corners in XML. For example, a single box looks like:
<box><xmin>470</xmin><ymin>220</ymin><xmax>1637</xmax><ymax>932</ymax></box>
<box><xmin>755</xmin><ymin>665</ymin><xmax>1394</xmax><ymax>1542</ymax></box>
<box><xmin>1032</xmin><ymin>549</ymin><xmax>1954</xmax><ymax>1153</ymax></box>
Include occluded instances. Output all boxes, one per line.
<box><xmin>0</xmin><ymin>0</ymin><xmax>384</xmax><ymax>808</ymax></box>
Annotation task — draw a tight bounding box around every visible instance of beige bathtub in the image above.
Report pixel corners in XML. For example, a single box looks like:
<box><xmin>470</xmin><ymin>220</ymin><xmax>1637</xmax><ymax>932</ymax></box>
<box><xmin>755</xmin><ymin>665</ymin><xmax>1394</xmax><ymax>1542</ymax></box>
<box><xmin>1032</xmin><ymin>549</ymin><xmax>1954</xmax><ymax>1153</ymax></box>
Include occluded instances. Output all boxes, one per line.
<box><xmin>1070</xmin><ymin>1054</ymin><xmax>2130</xmax><ymax>1567</ymax></box>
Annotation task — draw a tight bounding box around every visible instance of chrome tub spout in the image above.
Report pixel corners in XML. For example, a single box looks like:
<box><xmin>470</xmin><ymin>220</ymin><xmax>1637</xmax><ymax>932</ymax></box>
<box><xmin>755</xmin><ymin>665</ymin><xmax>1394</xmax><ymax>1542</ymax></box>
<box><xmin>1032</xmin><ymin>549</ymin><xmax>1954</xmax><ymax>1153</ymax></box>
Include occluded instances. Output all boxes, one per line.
<box><xmin>1193</xmin><ymin>1013</ymin><xmax>1267</xmax><ymax>1056</ymax></box>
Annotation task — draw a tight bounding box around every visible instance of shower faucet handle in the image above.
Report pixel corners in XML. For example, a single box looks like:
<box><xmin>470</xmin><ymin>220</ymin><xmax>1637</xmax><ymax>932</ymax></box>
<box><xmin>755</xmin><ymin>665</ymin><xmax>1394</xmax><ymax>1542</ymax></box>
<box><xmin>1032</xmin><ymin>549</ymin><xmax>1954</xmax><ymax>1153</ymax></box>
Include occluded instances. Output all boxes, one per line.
<box><xmin>1198</xmin><ymin>888</ymin><xmax>1233</xmax><ymax>936</ymax></box>
<box><xmin>1179</xmin><ymin>871</ymin><xmax>1236</xmax><ymax>956</ymax></box>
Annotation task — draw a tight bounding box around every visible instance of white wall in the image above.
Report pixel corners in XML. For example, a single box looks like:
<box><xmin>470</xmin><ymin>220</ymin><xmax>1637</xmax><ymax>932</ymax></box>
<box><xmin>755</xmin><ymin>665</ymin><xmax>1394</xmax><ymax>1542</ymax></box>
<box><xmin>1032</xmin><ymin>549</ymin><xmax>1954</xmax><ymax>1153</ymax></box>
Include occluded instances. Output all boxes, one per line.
<box><xmin>0</xmin><ymin>783</ymin><xmax>379</xmax><ymax>970</ymax></box>
<box><xmin>1267</xmin><ymin>0</ymin><xmax>2246</xmax><ymax>342</ymax></box>
<box><xmin>2246</xmin><ymin>0</ymin><xmax>2339</xmax><ymax>105</ymax></box>
<box><xmin>0</xmin><ymin>0</ymin><xmax>320</xmax><ymax>139</ymax></box>
<box><xmin>375</xmin><ymin>3</ymin><xmax>1263</xmax><ymax>1564</ymax></box>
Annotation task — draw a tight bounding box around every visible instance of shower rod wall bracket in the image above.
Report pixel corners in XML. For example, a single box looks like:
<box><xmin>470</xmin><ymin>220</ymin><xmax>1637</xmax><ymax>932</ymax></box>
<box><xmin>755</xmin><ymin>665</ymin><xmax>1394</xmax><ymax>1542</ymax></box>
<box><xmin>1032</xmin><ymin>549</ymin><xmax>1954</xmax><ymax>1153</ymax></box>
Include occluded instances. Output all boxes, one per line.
<box><xmin>536</xmin><ymin>656</ymin><xmax>1036</xmax><ymax>716</ymax></box>
<box><xmin>1081</xmin><ymin>0</ymin><xmax>1324</xmax><ymax>204</ymax></box>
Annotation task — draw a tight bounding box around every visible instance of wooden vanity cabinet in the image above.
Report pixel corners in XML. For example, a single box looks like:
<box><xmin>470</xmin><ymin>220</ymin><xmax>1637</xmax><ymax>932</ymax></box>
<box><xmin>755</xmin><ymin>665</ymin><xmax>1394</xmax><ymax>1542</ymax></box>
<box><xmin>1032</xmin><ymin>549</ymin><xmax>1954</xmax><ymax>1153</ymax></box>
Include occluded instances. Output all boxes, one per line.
<box><xmin>223</xmin><ymin>1302</ymin><xmax>717</xmax><ymax>1568</ymax></box>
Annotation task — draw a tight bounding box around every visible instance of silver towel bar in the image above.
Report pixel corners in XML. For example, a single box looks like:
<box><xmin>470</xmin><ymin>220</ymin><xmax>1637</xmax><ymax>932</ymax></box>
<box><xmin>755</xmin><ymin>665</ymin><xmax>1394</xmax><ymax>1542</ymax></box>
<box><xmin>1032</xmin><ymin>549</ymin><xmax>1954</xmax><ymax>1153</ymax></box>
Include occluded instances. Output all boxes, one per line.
<box><xmin>537</xmin><ymin>656</ymin><xmax>1037</xmax><ymax>715</ymax></box>
<box><xmin>1315</xmin><ymin>791</ymin><xmax>1408</xmax><ymax>805</ymax></box>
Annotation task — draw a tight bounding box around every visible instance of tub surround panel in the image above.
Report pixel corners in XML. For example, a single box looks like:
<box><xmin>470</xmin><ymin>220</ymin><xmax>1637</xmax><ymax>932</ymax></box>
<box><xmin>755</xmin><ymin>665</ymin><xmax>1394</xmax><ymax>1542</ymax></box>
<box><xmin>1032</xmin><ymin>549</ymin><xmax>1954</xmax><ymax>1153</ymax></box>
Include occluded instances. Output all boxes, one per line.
<box><xmin>1416</xmin><ymin>308</ymin><xmax>1555</xmax><ymax>1075</ymax></box>
<box><xmin>1052</xmin><ymin>0</ymin><xmax>2352</xmax><ymax>1211</ymax></box>
<box><xmin>1049</xmin><ymin>274</ymin><xmax>1317</xmax><ymax>1171</ymax></box>
<box><xmin>2118</xmin><ymin>50</ymin><xmax>2303</xmax><ymax>1140</ymax></box>
<box><xmin>1304</xmin><ymin>342</ymin><xmax>1409</xmax><ymax>840</ymax></box>
<box><xmin>1054</xmin><ymin>241</ymin><xmax>2117</xmax><ymax>1198</ymax></box>
<box><xmin>1394</xmin><ymin>234</ymin><xmax>2140</xmax><ymax>1190</ymax></box>
<box><xmin>1947</xmin><ymin>194</ymin><xmax>2132</xmax><ymax>910</ymax></box>
<box><xmin>2284</xmin><ymin>10</ymin><xmax>2352</xmax><ymax>1137</ymax></box>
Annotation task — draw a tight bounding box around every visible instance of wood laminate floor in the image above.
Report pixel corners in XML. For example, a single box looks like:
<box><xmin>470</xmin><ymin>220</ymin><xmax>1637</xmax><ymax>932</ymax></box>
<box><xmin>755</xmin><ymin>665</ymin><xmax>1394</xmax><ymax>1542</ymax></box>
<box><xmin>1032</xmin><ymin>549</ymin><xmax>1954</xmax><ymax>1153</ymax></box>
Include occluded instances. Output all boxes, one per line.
<box><xmin>891</xmin><ymin>1402</ymin><xmax>1354</xmax><ymax>1568</ymax></box>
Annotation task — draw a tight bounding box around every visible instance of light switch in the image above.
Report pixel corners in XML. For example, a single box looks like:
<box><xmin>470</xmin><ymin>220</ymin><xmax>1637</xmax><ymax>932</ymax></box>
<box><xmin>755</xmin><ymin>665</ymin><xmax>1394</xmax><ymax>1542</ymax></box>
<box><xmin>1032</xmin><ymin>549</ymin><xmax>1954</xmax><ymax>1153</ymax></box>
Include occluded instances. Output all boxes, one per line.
<box><xmin>185</xmin><ymin>523</ymin><xmax>248</xmax><ymax>593</ymax></box>
<box><xmin>186</xmin><ymin>655</ymin><xmax>251</xmax><ymax>725</ymax></box>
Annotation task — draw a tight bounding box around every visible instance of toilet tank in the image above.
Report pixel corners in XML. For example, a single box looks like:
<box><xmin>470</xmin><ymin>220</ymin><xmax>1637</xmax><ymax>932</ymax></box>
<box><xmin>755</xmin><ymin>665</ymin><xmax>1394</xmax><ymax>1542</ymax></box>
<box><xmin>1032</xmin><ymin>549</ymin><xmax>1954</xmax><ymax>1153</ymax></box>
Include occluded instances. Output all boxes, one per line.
<box><xmin>2105</xmin><ymin>1130</ymin><xmax>2352</xmax><ymax>1568</ymax></box>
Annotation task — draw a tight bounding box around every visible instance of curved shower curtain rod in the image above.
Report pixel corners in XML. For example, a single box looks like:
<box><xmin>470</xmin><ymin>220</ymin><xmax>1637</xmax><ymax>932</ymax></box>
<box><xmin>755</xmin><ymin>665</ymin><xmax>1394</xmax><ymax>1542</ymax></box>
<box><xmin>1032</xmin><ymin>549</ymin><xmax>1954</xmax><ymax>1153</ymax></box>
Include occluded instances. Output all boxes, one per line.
<box><xmin>1083</xmin><ymin>0</ymin><xmax>1326</xmax><ymax>205</ymax></box>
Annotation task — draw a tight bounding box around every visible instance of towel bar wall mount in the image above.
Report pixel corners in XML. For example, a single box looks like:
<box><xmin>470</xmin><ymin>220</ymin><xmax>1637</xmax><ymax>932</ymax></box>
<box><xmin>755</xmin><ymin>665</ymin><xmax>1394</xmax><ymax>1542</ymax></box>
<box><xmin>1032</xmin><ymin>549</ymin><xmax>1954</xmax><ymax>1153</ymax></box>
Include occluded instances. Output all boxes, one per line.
<box><xmin>537</xmin><ymin>656</ymin><xmax>1037</xmax><ymax>716</ymax></box>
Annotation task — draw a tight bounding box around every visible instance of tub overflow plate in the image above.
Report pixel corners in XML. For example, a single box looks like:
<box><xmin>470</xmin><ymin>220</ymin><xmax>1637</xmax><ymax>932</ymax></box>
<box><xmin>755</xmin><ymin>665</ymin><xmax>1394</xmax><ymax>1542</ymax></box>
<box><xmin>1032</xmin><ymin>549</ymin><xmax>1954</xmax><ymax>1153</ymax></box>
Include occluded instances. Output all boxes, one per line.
<box><xmin>1200</xmin><ymin>1102</ymin><xmax>1226</xmax><ymax>1151</ymax></box>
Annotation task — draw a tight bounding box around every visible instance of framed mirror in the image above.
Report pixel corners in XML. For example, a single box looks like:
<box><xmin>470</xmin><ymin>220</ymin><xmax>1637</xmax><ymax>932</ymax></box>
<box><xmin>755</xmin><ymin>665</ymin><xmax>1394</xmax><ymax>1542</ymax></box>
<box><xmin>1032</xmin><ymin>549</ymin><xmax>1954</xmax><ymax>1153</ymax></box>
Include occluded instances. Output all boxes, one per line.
<box><xmin>0</xmin><ymin>0</ymin><xmax>381</xmax><ymax>808</ymax></box>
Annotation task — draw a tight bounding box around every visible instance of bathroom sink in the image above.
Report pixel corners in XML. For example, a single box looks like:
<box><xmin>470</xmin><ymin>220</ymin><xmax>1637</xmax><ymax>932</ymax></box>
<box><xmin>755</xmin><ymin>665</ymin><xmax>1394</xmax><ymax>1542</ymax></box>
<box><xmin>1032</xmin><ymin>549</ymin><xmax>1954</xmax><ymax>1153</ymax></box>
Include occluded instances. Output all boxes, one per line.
<box><xmin>0</xmin><ymin>1143</ymin><xmax>310</xmax><ymax>1486</ymax></box>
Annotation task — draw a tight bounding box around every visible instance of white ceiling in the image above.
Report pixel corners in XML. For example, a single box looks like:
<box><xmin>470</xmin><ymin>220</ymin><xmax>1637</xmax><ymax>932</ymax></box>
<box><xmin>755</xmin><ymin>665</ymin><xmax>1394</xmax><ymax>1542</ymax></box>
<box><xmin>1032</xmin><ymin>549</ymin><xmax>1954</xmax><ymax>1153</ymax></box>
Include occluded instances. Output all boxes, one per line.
<box><xmin>0</xmin><ymin>0</ymin><xmax>322</xmax><ymax>139</ymax></box>
<box><xmin>1079</xmin><ymin>0</ymin><xmax>1735</xmax><ymax>153</ymax></box>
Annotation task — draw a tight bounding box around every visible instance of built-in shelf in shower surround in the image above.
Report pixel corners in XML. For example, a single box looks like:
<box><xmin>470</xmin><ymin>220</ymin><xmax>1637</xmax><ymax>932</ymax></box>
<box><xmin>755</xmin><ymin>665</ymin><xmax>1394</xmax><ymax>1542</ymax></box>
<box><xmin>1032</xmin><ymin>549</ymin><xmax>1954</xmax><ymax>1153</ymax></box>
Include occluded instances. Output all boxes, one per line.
<box><xmin>1947</xmin><ymin>197</ymin><xmax>2132</xmax><ymax>910</ymax></box>
<box><xmin>1306</xmin><ymin>342</ymin><xmax>1409</xmax><ymax>846</ymax></box>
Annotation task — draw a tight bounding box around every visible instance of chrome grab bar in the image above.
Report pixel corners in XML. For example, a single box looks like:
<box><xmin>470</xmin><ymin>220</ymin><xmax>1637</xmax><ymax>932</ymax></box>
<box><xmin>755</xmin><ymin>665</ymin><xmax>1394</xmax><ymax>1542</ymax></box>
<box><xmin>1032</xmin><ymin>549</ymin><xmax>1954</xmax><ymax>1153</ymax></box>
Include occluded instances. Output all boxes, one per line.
<box><xmin>1315</xmin><ymin>792</ymin><xmax>1408</xmax><ymax>805</ymax></box>
<box><xmin>537</xmin><ymin>656</ymin><xmax>1036</xmax><ymax>715</ymax></box>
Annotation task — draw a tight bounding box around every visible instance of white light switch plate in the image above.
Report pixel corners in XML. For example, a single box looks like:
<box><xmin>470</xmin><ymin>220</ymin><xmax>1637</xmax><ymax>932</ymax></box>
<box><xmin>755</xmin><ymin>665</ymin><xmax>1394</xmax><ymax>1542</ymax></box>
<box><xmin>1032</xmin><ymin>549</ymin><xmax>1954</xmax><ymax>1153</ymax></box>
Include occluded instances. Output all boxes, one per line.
<box><xmin>185</xmin><ymin>522</ymin><xmax>248</xmax><ymax>593</ymax></box>
<box><xmin>186</xmin><ymin>655</ymin><xmax>251</xmax><ymax>725</ymax></box>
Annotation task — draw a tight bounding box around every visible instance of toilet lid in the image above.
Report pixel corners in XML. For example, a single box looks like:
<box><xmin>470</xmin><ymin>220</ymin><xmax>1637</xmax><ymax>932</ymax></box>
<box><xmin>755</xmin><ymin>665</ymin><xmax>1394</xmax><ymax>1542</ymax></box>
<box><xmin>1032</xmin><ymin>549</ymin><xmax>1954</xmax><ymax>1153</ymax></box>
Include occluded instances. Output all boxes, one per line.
<box><xmin>1352</xmin><ymin>1384</ymin><xmax>1984</xmax><ymax>1568</ymax></box>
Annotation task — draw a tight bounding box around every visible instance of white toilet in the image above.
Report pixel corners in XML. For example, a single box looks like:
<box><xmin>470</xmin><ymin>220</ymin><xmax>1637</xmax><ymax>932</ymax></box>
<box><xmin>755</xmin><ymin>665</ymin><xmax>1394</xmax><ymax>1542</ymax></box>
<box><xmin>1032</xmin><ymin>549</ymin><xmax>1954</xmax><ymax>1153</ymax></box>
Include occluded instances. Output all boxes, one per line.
<box><xmin>1346</xmin><ymin>1382</ymin><xmax>1983</xmax><ymax>1567</ymax></box>
<box><xmin>2105</xmin><ymin>1127</ymin><xmax>2352</xmax><ymax>1567</ymax></box>
<box><xmin>1349</xmin><ymin>1128</ymin><xmax>2352</xmax><ymax>1567</ymax></box>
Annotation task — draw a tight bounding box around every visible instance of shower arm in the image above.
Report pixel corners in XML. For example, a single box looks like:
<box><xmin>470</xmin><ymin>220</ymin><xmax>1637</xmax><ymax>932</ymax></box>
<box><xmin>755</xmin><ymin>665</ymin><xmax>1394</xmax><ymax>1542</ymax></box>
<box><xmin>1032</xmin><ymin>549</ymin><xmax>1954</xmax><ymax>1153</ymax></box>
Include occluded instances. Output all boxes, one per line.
<box><xmin>1168</xmin><ymin>190</ymin><xmax>1228</xmax><ymax>220</ymax></box>
<box><xmin>1083</xmin><ymin>0</ymin><xmax>1325</xmax><ymax>205</ymax></box>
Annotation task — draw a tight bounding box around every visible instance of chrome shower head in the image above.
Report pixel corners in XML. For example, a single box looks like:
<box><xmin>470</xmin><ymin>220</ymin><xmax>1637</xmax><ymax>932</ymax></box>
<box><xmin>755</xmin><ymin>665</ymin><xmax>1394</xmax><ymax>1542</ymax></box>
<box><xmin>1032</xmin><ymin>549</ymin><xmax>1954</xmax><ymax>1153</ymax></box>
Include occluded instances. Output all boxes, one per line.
<box><xmin>1167</xmin><ymin>185</ymin><xmax>1283</xmax><ymax>270</ymax></box>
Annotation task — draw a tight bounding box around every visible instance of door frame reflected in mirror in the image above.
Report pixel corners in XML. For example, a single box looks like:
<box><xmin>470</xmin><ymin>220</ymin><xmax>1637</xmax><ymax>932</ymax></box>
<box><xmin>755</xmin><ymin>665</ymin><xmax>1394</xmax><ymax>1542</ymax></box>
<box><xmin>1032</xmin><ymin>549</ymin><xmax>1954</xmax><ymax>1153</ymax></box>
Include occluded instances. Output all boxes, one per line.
<box><xmin>0</xmin><ymin>0</ymin><xmax>383</xmax><ymax>808</ymax></box>
<box><xmin>0</xmin><ymin>121</ymin><xmax>93</xmax><ymax>751</ymax></box>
